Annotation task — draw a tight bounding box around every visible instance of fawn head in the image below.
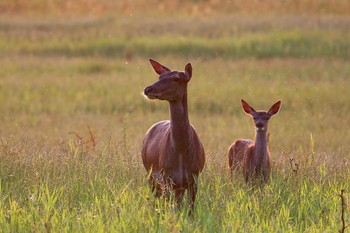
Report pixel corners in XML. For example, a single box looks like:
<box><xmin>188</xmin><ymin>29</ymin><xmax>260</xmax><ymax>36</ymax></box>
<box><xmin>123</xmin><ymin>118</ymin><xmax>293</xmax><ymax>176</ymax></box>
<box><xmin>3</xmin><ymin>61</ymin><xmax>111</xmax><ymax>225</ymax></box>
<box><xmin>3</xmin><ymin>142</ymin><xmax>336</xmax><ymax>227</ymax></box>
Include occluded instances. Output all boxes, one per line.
<box><xmin>241</xmin><ymin>99</ymin><xmax>281</xmax><ymax>132</ymax></box>
<box><xmin>144</xmin><ymin>59</ymin><xmax>192</xmax><ymax>102</ymax></box>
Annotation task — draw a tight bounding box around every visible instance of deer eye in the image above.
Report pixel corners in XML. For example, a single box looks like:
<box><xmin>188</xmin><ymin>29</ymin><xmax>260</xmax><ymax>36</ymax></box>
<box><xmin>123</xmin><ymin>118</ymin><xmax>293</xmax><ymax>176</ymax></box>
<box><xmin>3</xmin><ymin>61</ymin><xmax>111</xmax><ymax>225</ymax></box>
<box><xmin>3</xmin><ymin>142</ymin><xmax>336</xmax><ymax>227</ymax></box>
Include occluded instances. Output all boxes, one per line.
<box><xmin>173</xmin><ymin>77</ymin><xmax>180</xmax><ymax>82</ymax></box>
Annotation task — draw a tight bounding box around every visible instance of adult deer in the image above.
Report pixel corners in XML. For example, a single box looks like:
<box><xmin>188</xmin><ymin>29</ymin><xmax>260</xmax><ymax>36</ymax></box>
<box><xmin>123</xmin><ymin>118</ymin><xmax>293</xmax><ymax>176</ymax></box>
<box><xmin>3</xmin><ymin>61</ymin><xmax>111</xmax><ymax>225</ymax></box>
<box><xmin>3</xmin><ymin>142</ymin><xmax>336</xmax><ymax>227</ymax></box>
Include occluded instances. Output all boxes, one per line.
<box><xmin>228</xmin><ymin>99</ymin><xmax>281</xmax><ymax>183</ymax></box>
<box><xmin>142</xmin><ymin>59</ymin><xmax>205</xmax><ymax>210</ymax></box>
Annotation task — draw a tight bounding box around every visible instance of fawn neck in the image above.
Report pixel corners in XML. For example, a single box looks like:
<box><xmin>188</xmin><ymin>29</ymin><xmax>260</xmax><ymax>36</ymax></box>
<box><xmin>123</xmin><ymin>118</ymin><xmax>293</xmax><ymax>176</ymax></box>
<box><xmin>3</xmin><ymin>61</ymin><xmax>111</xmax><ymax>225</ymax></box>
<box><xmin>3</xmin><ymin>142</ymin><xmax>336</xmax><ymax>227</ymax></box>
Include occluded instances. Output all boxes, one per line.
<box><xmin>253</xmin><ymin>130</ymin><xmax>269</xmax><ymax>167</ymax></box>
<box><xmin>169</xmin><ymin>89</ymin><xmax>191</xmax><ymax>151</ymax></box>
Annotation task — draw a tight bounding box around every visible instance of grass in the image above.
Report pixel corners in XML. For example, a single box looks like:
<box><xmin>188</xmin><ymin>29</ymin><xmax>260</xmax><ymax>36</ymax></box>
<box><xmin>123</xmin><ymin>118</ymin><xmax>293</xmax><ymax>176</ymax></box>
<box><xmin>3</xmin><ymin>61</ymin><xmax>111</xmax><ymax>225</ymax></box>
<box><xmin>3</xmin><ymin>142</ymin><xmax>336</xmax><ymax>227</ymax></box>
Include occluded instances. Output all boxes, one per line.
<box><xmin>0</xmin><ymin>3</ymin><xmax>350</xmax><ymax>232</ymax></box>
<box><xmin>0</xmin><ymin>136</ymin><xmax>349</xmax><ymax>232</ymax></box>
<box><xmin>11</xmin><ymin>33</ymin><xmax>346</xmax><ymax>59</ymax></box>
<box><xmin>1</xmin><ymin>0</ymin><xmax>350</xmax><ymax>15</ymax></box>
<box><xmin>1</xmin><ymin>16</ymin><xmax>349</xmax><ymax>59</ymax></box>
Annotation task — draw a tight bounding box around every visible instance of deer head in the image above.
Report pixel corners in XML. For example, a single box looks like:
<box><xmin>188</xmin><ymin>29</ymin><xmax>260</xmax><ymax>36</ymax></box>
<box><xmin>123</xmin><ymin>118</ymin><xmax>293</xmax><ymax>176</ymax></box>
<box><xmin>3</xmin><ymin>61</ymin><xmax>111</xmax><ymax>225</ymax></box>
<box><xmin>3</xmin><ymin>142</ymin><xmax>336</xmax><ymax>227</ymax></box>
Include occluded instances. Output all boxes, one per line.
<box><xmin>144</xmin><ymin>59</ymin><xmax>192</xmax><ymax>102</ymax></box>
<box><xmin>241</xmin><ymin>99</ymin><xmax>281</xmax><ymax>132</ymax></box>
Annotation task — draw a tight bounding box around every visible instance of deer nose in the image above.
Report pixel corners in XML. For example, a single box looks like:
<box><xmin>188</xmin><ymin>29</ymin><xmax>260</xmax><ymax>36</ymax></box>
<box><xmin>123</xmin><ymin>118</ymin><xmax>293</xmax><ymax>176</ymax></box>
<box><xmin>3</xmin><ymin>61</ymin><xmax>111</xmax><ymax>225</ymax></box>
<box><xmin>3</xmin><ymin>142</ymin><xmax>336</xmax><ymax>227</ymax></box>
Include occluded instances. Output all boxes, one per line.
<box><xmin>144</xmin><ymin>86</ymin><xmax>153</xmax><ymax>95</ymax></box>
<box><xmin>256</xmin><ymin>123</ymin><xmax>263</xmax><ymax>128</ymax></box>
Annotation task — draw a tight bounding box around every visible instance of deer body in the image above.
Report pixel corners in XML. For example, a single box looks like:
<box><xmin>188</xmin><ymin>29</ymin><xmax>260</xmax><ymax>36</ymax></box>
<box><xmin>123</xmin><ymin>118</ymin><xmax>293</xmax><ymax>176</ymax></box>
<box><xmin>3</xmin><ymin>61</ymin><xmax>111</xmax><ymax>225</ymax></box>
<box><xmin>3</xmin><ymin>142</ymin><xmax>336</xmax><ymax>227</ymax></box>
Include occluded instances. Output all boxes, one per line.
<box><xmin>142</xmin><ymin>59</ymin><xmax>205</xmax><ymax>208</ymax></box>
<box><xmin>228</xmin><ymin>99</ymin><xmax>281</xmax><ymax>183</ymax></box>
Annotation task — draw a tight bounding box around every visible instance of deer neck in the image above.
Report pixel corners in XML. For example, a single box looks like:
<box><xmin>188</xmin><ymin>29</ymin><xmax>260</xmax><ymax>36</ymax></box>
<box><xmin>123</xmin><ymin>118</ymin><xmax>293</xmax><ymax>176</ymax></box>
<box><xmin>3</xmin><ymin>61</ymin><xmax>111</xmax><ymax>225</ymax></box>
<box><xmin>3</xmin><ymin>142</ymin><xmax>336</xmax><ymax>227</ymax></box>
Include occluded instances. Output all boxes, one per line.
<box><xmin>169</xmin><ymin>90</ymin><xmax>191</xmax><ymax>151</ymax></box>
<box><xmin>253</xmin><ymin>130</ymin><xmax>269</xmax><ymax>167</ymax></box>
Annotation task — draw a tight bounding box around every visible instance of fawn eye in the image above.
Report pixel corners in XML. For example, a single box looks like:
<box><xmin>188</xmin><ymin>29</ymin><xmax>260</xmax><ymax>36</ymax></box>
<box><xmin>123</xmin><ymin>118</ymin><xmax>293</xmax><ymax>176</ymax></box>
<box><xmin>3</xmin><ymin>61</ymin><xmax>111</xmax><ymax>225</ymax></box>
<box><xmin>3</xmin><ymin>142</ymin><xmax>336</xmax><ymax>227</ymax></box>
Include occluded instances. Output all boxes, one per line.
<box><xmin>173</xmin><ymin>77</ymin><xmax>180</xmax><ymax>82</ymax></box>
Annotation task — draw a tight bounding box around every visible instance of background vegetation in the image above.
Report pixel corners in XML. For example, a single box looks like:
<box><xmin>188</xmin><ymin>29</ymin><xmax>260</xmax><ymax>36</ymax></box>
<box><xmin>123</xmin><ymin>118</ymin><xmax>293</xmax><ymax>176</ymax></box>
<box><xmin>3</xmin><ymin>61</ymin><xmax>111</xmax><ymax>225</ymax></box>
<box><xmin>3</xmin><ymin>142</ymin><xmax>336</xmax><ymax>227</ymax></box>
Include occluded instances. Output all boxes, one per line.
<box><xmin>0</xmin><ymin>0</ymin><xmax>349</xmax><ymax>232</ymax></box>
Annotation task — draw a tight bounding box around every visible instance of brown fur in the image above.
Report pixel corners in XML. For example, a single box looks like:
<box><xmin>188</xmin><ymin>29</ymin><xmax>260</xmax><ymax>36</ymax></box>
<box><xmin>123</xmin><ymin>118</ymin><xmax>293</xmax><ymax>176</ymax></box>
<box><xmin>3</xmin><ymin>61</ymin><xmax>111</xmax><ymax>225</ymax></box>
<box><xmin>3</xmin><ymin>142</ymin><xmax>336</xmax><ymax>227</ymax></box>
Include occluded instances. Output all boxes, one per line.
<box><xmin>228</xmin><ymin>139</ymin><xmax>271</xmax><ymax>183</ymax></box>
<box><xmin>142</xmin><ymin>59</ymin><xmax>205</xmax><ymax>209</ymax></box>
<box><xmin>228</xmin><ymin>99</ymin><xmax>281</xmax><ymax>183</ymax></box>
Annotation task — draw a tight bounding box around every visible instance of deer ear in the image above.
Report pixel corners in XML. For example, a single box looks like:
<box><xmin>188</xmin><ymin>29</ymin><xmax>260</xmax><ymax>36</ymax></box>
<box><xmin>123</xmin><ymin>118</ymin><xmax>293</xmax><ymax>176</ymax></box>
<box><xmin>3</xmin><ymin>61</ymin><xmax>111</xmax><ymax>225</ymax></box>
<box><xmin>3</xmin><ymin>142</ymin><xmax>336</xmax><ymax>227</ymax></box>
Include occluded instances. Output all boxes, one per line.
<box><xmin>241</xmin><ymin>99</ymin><xmax>256</xmax><ymax>115</ymax></box>
<box><xmin>149</xmin><ymin>59</ymin><xmax>171</xmax><ymax>75</ymax></box>
<box><xmin>184</xmin><ymin>63</ymin><xmax>192</xmax><ymax>81</ymax></box>
<box><xmin>268</xmin><ymin>101</ymin><xmax>281</xmax><ymax>115</ymax></box>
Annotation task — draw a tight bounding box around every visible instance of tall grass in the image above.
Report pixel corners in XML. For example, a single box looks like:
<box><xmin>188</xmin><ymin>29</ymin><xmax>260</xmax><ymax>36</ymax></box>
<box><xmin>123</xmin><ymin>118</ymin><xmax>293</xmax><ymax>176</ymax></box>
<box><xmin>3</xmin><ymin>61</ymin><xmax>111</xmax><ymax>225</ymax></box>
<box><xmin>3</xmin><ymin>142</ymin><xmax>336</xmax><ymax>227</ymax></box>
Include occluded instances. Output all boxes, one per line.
<box><xmin>0</xmin><ymin>8</ymin><xmax>350</xmax><ymax>233</ymax></box>
<box><xmin>1</xmin><ymin>133</ymin><xmax>349</xmax><ymax>232</ymax></box>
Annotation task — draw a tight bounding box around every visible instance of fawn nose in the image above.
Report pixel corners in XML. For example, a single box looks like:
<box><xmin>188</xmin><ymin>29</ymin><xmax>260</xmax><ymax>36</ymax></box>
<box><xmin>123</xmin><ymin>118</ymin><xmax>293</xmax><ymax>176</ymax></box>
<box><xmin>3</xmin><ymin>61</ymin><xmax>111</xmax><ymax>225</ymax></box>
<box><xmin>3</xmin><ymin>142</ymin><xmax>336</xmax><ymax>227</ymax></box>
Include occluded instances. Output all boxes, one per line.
<box><xmin>256</xmin><ymin>123</ymin><xmax>263</xmax><ymax>128</ymax></box>
<box><xmin>144</xmin><ymin>86</ymin><xmax>153</xmax><ymax>95</ymax></box>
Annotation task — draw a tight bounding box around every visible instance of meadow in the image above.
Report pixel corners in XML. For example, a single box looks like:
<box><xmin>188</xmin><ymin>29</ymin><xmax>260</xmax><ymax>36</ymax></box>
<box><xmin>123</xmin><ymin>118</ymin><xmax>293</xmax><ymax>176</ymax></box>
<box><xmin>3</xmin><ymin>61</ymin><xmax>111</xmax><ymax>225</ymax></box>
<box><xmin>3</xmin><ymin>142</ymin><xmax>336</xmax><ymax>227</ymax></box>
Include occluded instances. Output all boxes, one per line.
<box><xmin>0</xmin><ymin>1</ymin><xmax>350</xmax><ymax>232</ymax></box>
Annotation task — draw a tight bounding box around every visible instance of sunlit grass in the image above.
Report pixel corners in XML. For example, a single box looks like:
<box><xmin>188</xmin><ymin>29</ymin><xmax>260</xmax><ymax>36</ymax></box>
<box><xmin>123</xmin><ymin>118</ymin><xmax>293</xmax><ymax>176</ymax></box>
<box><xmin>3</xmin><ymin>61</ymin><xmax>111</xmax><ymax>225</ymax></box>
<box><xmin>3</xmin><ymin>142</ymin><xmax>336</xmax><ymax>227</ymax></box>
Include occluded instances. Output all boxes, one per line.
<box><xmin>0</xmin><ymin>12</ymin><xmax>350</xmax><ymax>232</ymax></box>
<box><xmin>1</xmin><ymin>0</ymin><xmax>350</xmax><ymax>15</ymax></box>
<box><xmin>0</xmin><ymin>140</ymin><xmax>349</xmax><ymax>232</ymax></box>
<box><xmin>1</xmin><ymin>30</ymin><xmax>349</xmax><ymax>59</ymax></box>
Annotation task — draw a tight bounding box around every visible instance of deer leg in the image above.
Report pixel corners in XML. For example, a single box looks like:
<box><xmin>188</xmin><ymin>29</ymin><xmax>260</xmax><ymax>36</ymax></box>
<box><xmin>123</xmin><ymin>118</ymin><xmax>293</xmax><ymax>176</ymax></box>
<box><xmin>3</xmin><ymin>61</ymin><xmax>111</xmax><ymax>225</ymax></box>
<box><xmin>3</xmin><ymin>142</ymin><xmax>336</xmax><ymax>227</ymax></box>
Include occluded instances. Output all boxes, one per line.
<box><xmin>149</xmin><ymin>178</ymin><xmax>162</xmax><ymax>198</ymax></box>
<box><xmin>230</xmin><ymin>164</ymin><xmax>235</xmax><ymax>181</ymax></box>
<box><xmin>230</xmin><ymin>168</ymin><xmax>234</xmax><ymax>182</ymax></box>
<box><xmin>262</xmin><ymin>169</ymin><xmax>270</xmax><ymax>184</ymax></box>
<box><xmin>187</xmin><ymin>181</ymin><xmax>198</xmax><ymax>215</ymax></box>
<box><xmin>230</xmin><ymin>162</ymin><xmax>240</xmax><ymax>181</ymax></box>
<box><xmin>150</xmin><ymin>173</ymin><xmax>165</xmax><ymax>198</ymax></box>
<box><xmin>245</xmin><ymin>167</ymin><xmax>253</xmax><ymax>184</ymax></box>
<box><xmin>174</xmin><ymin>188</ymin><xmax>185</xmax><ymax>210</ymax></box>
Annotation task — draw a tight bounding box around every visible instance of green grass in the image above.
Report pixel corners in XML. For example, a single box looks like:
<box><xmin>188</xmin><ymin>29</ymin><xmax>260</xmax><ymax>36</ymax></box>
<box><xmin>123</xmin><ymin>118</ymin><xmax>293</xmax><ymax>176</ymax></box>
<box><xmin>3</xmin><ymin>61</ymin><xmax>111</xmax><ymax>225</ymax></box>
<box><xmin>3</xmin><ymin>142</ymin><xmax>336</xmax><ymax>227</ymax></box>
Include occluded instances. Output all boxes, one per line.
<box><xmin>1</xmin><ymin>32</ymin><xmax>350</xmax><ymax>59</ymax></box>
<box><xmin>0</xmin><ymin>29</ymin><xmax>349</xmax><ymax>60</ymax></box>
<box><xmin>0</xmin><ymin>140</ymin><xmax>349</xmax><ymax>232</ymax></box>
<box><xmin>0</xmin><ymin>16</ymin><xmax>349</xmax><ymax>59</ymax></box>
<box><xmin>0</xmin><ymin>13</ymin><xmax>350</xmax><ymax>232</ymax></box>
<box><xmin>1</xmin><ymin>0</ymin><xmax>350</xmax><ymax>15</ymax></box>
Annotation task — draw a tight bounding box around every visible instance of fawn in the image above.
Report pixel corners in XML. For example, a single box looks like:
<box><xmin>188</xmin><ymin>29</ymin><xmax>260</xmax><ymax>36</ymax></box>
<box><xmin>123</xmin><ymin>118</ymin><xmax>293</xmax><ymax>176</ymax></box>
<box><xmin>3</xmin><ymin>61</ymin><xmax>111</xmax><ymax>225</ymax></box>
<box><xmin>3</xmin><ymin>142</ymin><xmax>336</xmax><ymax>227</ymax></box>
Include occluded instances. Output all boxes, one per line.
<box><xmin>228</xmin><ymin>99</ymin><xmax>281</xmax><ymax>183</ymax></box>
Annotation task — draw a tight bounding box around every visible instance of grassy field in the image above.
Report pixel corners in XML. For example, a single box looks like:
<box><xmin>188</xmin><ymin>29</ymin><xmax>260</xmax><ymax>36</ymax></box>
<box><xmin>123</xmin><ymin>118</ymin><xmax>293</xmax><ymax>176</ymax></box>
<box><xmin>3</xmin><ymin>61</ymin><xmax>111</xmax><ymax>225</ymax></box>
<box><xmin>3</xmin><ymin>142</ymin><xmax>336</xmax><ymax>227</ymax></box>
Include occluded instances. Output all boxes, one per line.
<box><xmin>1</xmin><ymin>1</ymin><xmax>350</xmax><ymax>232</ymax></box>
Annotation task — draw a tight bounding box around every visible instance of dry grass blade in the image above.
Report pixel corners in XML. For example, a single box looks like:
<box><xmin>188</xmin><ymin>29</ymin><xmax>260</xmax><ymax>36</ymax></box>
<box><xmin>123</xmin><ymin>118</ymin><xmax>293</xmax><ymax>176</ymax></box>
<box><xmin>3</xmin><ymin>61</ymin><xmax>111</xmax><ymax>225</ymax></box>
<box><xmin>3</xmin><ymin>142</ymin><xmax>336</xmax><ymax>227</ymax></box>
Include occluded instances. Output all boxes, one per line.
<box><xmin>87</xmin><ymin>125</ymin><xmax>97</xmax><ymax>149</ymax></box>
<box><xmin>68</xmin><ymin>131</ymin><xmax>84</xmax><ymax>144</ymax></box>
<box><xmin>68</xmin><ymin>126</ymin><xmax>97</xmax><ymax>150</ymax></box>
<box><xmin>289</xmin><ymin>158</ymin><xmax>299</xmax><ymax>174</ymax></box>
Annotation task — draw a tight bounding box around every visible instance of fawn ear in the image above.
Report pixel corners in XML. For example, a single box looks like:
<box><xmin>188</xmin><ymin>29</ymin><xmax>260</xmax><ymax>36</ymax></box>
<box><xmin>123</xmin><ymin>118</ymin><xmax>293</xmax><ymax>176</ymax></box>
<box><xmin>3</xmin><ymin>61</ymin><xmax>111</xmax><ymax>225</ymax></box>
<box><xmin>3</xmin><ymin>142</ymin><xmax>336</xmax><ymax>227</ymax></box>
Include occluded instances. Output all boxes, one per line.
<box><xmin>268</xmin><ymin>101</ymin><xmax>281</xmax><ymax>115</ymax></box>
<box><xmin>241</xmin><ymin>99</ymin><xmax>256</xmax><ymax>115</ymax></box>
<box><xmin>184</xmin><ymin>63</ymin><xmax>192</xmax><ymax>81</ymax></box>
<box><xmin>149</xmin><ymin>59</ymin><xmax>171</xmax><ymax>75</ymax></box>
